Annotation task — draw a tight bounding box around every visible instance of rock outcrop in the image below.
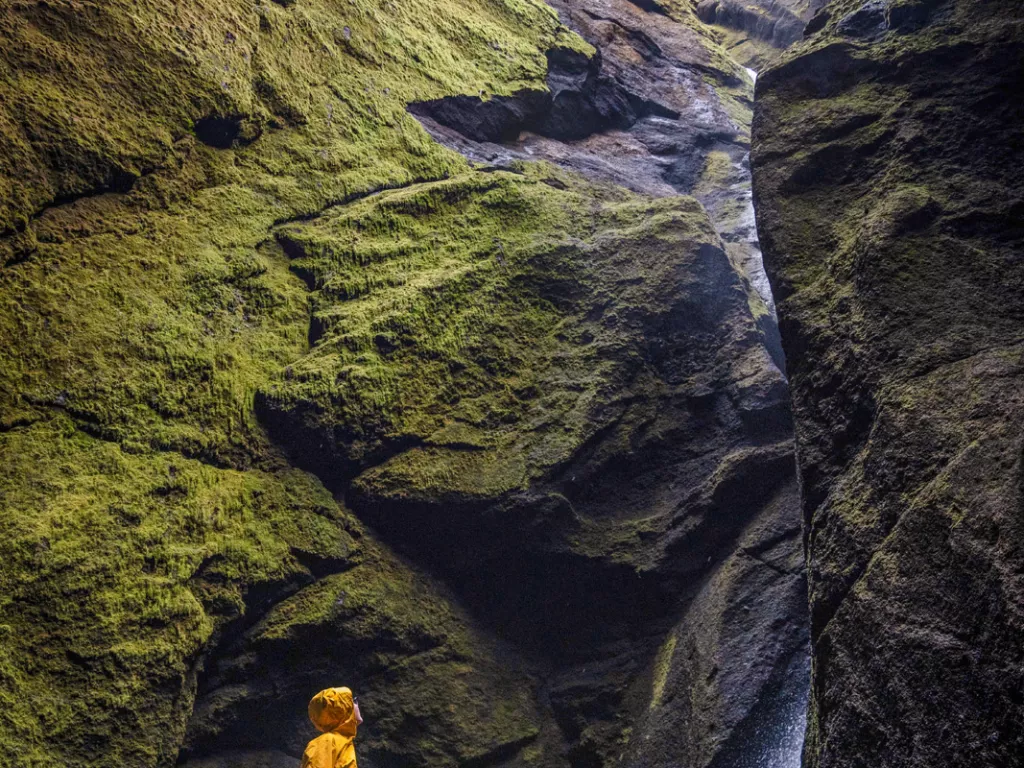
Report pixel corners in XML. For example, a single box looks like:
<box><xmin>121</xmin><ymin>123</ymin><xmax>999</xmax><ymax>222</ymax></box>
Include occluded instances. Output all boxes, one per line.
<box><xmin>0</xmin><ymin>0</ymin><xmax>804</xmax><ymax>766</ymax></box>
<box><xmin>408</xmin><ymin>0</ymin><xmax>781</xmax><ymax>356</ymax></box>
<box><xmin>691</xmin><ymin>0</ymin><xmax>828</xmax><ymax>68</ymax></box>
<box><xmin>753</xmin><ymin>0</ymin><xmax>1024</xmax><ymax>765</ymax></box>
<box><xmin>202</xmin><ymin>167</ymin><xmax>805</xmax><ymax>768</ymax></box>
<box><xmin>696</xmin><ymin>0</ymin><xmax>808</xmax><ymax>50</ymax></box>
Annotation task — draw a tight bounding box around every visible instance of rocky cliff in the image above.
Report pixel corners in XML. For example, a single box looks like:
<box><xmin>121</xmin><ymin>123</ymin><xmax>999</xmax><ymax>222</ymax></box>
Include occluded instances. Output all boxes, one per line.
<box><xmin>0</xmin><ymin>1</ymin><xmax>805</xmax><ymax>767</ymax></box>
<box><xmin>753</xmin><ymin>0</ymin><xmax>1024</xmax><ymax>765</ymax></box>
<box><xmin>695</xmin><ymin>0</ymin><xmax>828</xmax><ymax>68</ymax></box>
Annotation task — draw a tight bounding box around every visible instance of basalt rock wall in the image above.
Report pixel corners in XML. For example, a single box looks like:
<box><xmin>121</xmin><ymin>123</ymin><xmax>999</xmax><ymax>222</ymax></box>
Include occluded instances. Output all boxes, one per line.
<box><xmin>753</xmin><ymin>1</ymin><xmax>1024</xmax><ymax>765</ymax></box>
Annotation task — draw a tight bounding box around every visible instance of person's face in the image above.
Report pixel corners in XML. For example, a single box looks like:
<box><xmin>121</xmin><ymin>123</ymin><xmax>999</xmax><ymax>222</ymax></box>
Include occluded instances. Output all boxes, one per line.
<box><xmin>353</xmin><ymin>696</ymin><xmax>364</xmax><ymax>724</ymax></box>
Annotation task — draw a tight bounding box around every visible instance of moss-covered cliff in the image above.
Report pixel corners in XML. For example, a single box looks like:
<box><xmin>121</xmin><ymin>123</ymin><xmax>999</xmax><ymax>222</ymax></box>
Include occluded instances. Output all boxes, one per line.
<box><xmin>1</xmin><ymin>0</ymin><xmax>803</xmax><ymax>766</ymax></box>
<box><xmin>753</xmin><ymin>0</ymin><xmax>1024</xmax><ymax>765</ymax></box>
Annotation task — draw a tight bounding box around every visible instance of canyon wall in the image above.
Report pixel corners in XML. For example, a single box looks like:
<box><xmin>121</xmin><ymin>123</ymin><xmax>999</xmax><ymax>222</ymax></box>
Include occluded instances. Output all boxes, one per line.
<box><xmin>0</xmin><ymin>1</ymin><xmax>805</xmax><ymax>767</ymax></box>
<box><xmin>753</xmin><ymin>0</ymin><xmax>1024</xmax><ymax>765</ymax></box>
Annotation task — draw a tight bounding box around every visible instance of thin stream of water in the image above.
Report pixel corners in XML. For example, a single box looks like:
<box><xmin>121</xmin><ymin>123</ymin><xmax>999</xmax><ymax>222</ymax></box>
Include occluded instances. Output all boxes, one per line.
<box><xmin>745</xmin><ymin>63</ymin><xmax>810</xmax><ymax>768</ymax></box>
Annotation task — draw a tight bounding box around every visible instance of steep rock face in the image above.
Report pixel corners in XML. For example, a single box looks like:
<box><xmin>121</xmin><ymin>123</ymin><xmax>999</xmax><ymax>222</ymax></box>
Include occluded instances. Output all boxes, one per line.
<box><xmin>696</xmin><ymin>0</ymin><xmax>807</xmax><ymax>50</ymax></box>
<box><xmin>692</xmin><ymin>0</ymin><xmax>827</xmax><ymax>49</ymax></box>
<box><xmin>246</xmin><ymin>165</ymin><xmax>804</xmax><ymax>768</ymax></box>
<box><xmin>408</xmin><ymin>0</ymin><xmax>781</xmax><ymax>356</ymax></box>
<box><xmin>1</xmin><ymin>0</ymin><xmax>804</xmax><ymax>767</ymax></box>
<box><xmin>695</xmin><ymin>0</ymin><xmax>828</xmax><ymax>68</ymax></box>
<box><xmin>753</xmin><ymin>1</ymin><xmax>1024</xmax><ymax>765</ymax></box>
<box><xmin>625</xmin><ymin>480</ymin><xmax>808</xmax><ymax>768</ymax></box>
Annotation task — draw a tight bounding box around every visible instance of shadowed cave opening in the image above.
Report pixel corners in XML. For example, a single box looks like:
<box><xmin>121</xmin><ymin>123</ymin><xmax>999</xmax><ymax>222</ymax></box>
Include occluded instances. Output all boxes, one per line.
<box><xmin>194</xmin><ymin>115</ymin><xmax>244</xmax><ymax>149</ymax></box>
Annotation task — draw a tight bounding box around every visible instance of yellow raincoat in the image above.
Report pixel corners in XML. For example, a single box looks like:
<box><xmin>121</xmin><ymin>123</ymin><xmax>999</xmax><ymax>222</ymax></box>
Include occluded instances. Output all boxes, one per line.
<box><xmin>301</xmin><ymin>687</ymin><xmax>359</xmax><ymax>768</ymax></box>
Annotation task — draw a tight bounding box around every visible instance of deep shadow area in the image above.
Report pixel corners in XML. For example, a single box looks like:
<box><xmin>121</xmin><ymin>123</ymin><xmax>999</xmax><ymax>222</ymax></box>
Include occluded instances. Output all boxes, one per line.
<box><xmin>408</xmin><ymin>46</ymin><xmax>675</xmax><ymax>145</ymax></box>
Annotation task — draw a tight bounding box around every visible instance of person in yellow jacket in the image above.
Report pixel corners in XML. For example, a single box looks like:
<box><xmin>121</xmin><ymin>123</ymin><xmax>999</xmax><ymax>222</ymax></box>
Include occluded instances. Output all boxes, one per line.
<box><xmin>301</xmin><ymin>686</ymin><xmax>363</xmax><ymax>768</ymax></box>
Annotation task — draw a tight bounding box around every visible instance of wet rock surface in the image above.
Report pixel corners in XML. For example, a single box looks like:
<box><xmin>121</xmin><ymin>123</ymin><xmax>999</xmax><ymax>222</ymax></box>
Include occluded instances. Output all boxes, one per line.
<box><xmin>410</xmin><ymin>0</ymin><xmax>752</xmax><ymax>200</ymax></box>
<box><xmin>695</xmin><ymin>0</ymin><xmax>807</xmax><ymax>49</ymax></box>
<box><xmin>695</xmin><ymin>0</ymin><xmax>828</xmax><ymax>68</ymax></box>
<box><xmin>753</xmin><ymin>0</ymin><xmax>1024</xmax><ymax>765</ymax></box>
<box><xmin>625</xmin><ymin>480</ymin><xmax>808</xmax><ymax>768</ymax></box>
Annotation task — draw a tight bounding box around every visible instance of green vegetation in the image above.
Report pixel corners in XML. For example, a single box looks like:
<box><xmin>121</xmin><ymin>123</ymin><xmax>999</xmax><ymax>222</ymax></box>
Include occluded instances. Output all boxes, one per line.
<box><xmin>0</xmin><ymin>415</ymin><xmax>355</xmax><ymax>765</ymax></box>
<box><xmin>0</xmin><ymin>0</ymin><xmax>597</xmax><ymax>763</ymax></box>
<box><xmin>0</xmin><ymin>0</ymin><xmax>590</xmax><ymax>462</ymax></box>
<box><xmin>0</xmin><ymin>0</ymin><xmax>588</xmax><ymax>234</ymax></box>
<box><xmin>260</xmin><ymin>166</ymin><xmax>722</xmax><ymax>502</ymax></box>
<box><xmin>224</xmin><ymin>549</ymin><xmax>545</xmax><ymax>767</ymax></box>
<box><xmin>0</xmin><ymin>0</ymin><xmax>779</xmax><ymax>763</ymax></box>
<box><xmin>648</xmin><ymin>633</ymin><xmax>678</xmax><ymax>711</ymax></box>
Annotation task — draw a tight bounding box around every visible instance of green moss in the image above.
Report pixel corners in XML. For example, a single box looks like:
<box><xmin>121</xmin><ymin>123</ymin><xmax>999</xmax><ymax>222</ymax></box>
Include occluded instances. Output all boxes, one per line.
<box><xmin>0</xmin><ymin>0</ymin><xmax>595</xmax><ymax>763</ymax></box>
<box><xmin>649</xmin><ymin>633</ymin><xmax>678</xmax><ymax>711</ymax></box>
<box><xmin>648</xmin><ymin>0</ymin><xmax>753</xmax><ymax>79</ymax></box>
<box><xmin>259</xmin><ymin>169</ymin><xmax>721</xmax><ymax>499</ymax></box>
<box><xmin>0</xmin><ymin>415</ymin><xmax>355</xmax><ymax>765</ymax></box>
<box><xmin>0</xmin><ymin>180</ymin><xmax>312</xmax><ymax>466</ymax></box>
<box><xmin>195</xmin><ymin>545</ymin><xmax>545</xmax><ymax>767</ymax></box>
<box><xmin>712</xmin><ymin>25</ymin><xmax>786</xmax><ymax>70</ymax></box>
<box><xmin>0</xmin><ymin>0</ymin><xmax>773</xmax><ymax>763</ymax></box>
<box><xmin>0</xmin><ymin>0</ymin><xmax>588</xmax><ymax>232</ymax></box>
<box><xmin>693</xmin><ymin>151</ymin><xmax>736</xmax><ymax>199</ymax></box>
<box><xmin>0</xmin><ymin>0</ymin><xmax>594</xmax><ymax>463</ymax></box>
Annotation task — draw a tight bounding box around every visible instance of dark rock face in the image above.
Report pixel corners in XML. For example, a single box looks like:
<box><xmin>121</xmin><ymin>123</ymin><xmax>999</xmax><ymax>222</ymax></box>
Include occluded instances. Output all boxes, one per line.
<box><xmin>834</xmin><ymin>0</ymin><xmax>889</xmax><ymax>38</ymax></box>
<box><xmin>626</xmin><ymin>480</ymin><xmax>808</xmax><ymax>768</ymax></box>
<box><xmin>409</xmin><ymin>46</ymin><xmax>664</xmax><ymax>144</ymax></box>
<box><xmin>752</xmin><ymin>0</ymin><xmax>1024</xmax><ymax>765</ymax></box>
<box><xmin>695</xmin><ymin>0</ymin><xmax>807</xmax><ymax>49</ymax></box>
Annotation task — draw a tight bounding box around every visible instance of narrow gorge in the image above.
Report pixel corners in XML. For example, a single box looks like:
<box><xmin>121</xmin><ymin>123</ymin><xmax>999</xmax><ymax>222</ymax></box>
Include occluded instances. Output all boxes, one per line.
<box><xmin>0</xmin><ymin>1</ymin><xmax>1019</xmax><ymax>768</ymax></box>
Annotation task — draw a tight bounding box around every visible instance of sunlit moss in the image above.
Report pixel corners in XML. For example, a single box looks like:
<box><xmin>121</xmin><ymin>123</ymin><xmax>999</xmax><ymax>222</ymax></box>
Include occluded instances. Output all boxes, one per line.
<box><xmin>0</xmin><ymin>0</ymin><xmax>591</xmax><ymax>762</ymax></box>
<box><xmin>0</xmin><ymin>415</ymin><xmax>355</xmax><ymax>764</ymax></box>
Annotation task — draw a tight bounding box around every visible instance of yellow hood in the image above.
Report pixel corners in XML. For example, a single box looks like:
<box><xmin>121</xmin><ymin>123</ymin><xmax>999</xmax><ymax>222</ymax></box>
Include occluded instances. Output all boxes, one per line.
<box><xmin>308</xmin><ymin>687</ymin><xmax>359</xmax><ymax>737</ymax></box>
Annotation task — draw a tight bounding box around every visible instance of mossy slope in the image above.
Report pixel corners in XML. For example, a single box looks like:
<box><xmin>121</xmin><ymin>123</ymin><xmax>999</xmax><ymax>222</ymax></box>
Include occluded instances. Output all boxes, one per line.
<box><xmin>0</xmin><ymin>415</ymin><xmax>355</xmax><ymax>766</ymax></box>
<box><xmin>258</xmin><ymin>161</ymin><xmax>790</xmax><ymax>583</ymax></box>
<box><xmin>253</xmin><ymin>158</ymin><xmax>800</xmax><ymax>767</ymax></box>
<box><xmin>259</xmin><ymin>165</ymin><xmax>733</xmax><ymax>494</ymax></box>
<box><xmin>0</xmin><ymin>0</ymin><xmax>584</xmax><ymax>236</ymax></box>
<box><xmin>0</xmin><ymin>0</ymin><xmax>589</xmax><ymax>764</ymax></box>
<box><xmin>1</xmin><ymin>0</ymin><xmax>801</xmax><ymax>766</ymax></box>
